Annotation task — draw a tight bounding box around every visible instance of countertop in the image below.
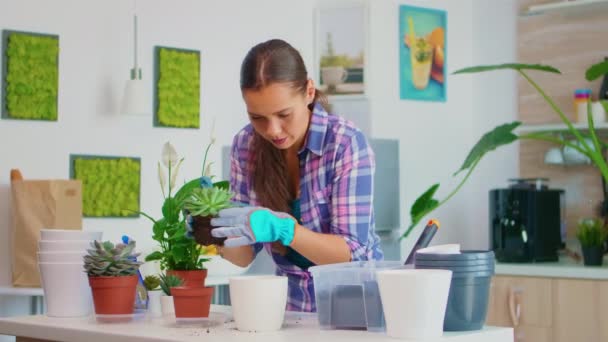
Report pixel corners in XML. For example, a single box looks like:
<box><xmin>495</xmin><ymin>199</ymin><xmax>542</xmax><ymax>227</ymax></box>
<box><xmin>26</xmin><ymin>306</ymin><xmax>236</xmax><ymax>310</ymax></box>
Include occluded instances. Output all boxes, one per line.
<box><xmin>0</xmin><ymin>305</ymin><xmax>513</xmax><ymax>342</ymax></box>
<box><xmin>495</xmin><ymin>256</ymin><xmax>608</xmax><ymax>280</ymax></box>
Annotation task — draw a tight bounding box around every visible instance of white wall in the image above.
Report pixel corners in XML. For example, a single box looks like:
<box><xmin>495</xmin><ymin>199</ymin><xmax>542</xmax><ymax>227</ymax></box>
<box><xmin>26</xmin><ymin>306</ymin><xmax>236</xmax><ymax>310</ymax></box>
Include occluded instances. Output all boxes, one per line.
<box><xmin>0</xmin><ymin>0</ymin><xmax>517</xmax><ymax>336</ymax></box>
<box><xmin>365</xmin><ymin>0</ymin><xmax>517</xmax><ymax>255</ymax></box>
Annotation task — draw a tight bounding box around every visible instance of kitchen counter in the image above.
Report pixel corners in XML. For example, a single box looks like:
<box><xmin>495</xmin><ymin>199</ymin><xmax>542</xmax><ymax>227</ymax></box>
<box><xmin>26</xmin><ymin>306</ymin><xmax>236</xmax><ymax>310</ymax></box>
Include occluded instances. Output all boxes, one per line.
<box><xmin>495</xmin><ymin>256</ymin><xmax>608</xmax><ymax>280</ymax></box>
<box><xmin>0</xmin><ymin>305</ymin><xmax>513</xmax><ymax>342</ymax></box>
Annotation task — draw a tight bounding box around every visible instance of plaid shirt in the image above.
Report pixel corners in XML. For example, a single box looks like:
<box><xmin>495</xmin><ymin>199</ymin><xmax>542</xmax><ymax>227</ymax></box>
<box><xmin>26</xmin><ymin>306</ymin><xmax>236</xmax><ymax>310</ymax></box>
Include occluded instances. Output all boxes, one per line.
<box><xmin>229</xmin><ymin>104</ymin><xmax>384</xmax><ymax>312</ymax></box>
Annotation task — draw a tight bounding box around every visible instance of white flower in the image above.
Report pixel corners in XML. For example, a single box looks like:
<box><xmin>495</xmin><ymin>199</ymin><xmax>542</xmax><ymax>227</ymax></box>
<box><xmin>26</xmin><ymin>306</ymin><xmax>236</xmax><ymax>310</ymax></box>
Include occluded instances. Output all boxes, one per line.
<box><xmin>170</xmin><ymin>159</ymin><xmax>184</xmax><ymax>191</ymax></box>
<box><xmin>161</xmin><ymin>142</ymin><xmax>179</xmax><ymax>168</ymax></box>
<box><xmin>157</xmin><ymin>162</ymin><xmax>167</xmax><ymax>198</ymax></box>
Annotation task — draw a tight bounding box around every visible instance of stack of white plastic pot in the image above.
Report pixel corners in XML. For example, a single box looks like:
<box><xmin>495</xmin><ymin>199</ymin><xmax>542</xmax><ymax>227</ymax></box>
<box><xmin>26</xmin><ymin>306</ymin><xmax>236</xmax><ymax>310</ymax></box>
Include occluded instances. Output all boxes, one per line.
<box><xmin>38</xmin><ymin>229</ymin><xmax>102</xmax><ymax>317</ymax></box>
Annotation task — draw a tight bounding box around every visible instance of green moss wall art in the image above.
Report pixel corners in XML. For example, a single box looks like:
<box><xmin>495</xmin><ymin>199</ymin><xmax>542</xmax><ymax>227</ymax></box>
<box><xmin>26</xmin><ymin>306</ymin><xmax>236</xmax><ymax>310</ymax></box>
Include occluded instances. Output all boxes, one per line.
<box><xmin>70</xmin><ymin>155</ymin><xmax>141</xmax><ymax>218</ymax></box>
<box><xmin>2</xmin><ymin>30</ymin><xmax>59</xmax><ymax>121</ymax></box>
<box><xmin>154</xmin><ymin>46</ymin><xmax>200</xmax><ymax>128</ymax></box>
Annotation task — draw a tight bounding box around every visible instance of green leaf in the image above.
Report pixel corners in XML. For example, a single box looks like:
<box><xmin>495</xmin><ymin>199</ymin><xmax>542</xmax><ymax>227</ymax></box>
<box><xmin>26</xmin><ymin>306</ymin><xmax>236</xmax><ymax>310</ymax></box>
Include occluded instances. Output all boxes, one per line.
<box><xmin>162</xmin><ymin>197</ymin><xmax>179</xmax><ymax>223</ymax></box>
<box><xmin>213</xmin><ymin>180</ymin><xmax>230</xmax><ymax>190</ymax></box>
<box><xmin>453</xmin><ymin>63</ymin><xmax>561</xmax><ymax>75</ymax></box>
<box><xmin>601</xmin><ymin>100</ymin><xmax>608</xmax><ymax>115</ymax></box>
<box><xmin>405</xmin><ymin>183</ymin><xmax>441</xmax><ymax>239</ymax></box>
<box><xmin>454</xmin><ymin>122</ymin><xmax>521</xmax><ymax>176</ymax></box>
<box><xmin>585</xmin><ymin>59</ymin><xmax>608</xmax><ymax>81</ymax></box>
<box><xmin>145</xmin><ymin>251</ymin><xmax>163</xmax><ymax>262</ymax></box>
<box><xmin>171</xmin><ymin>245</ymin><xmax>188</xmax><ymax>263</ymax></box>
<box><xmin>174</xmin><ymin>178</ymin><xmax>201</xmax><ymax>203</ymax></box>
<box><xmin>152</xmin><ymin>219</ymin><xmax>167</xmax><ymax>240</ymax></box>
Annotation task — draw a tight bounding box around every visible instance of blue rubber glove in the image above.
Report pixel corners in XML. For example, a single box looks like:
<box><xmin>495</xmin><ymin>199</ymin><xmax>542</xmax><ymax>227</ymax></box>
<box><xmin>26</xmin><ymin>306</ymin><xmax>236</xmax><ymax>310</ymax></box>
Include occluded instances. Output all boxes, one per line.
<box><xmin>210</xmin><ymin>207</ymin><xmax>296</xmax><ymax>247</ymax></box>
<box><xmin>184</xmin><ymin>212</ymin><xmax>195</xmax><ymax>239</ymax></box>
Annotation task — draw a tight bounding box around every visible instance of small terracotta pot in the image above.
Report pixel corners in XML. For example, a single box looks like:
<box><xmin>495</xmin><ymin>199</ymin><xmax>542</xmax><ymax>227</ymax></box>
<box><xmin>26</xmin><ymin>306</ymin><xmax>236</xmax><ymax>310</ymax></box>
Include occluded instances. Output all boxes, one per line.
<box><xmin>171</xmin><ymin>286</ymin><xmax>214</xmax><ymax>318</ymax></box>
<box><xmin>167</xmin><ymin>269</ymin><xmax>208</xmax><ymax>288</ymax></box>
<box><xmin>192</xmin><ymin>215</ymin><xmax>226</xmax><ymax>246</ymax></box>
<box><xmin>89</xmin><ymin>275</ymin><xmax>138</xmax><ymax>315</ymax></box>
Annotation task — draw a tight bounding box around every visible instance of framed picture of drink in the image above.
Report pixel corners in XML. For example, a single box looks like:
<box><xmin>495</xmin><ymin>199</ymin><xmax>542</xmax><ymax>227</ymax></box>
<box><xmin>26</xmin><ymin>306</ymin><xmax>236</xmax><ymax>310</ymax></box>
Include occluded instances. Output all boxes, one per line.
<box><xmin>399</xmin><ymin>5</ymin><xmax>446</xmax><ymax>102</ymax></box>
<box><xmin>315</xmin><ymin>1</ymin><xmax>367</xmax><ymax>96</ymax></box>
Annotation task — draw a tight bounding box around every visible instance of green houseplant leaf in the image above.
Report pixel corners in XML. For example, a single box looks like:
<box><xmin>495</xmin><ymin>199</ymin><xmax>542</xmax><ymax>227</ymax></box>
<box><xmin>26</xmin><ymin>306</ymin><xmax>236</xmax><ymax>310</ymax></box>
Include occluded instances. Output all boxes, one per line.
<box><xmin>453</xmin><ymin>63</ymin><xmax>561</xmax><ymax>75</ymax></box>
<box><xmin>585</xmin><ymin>59</ymin><xmax>608</xmax><ymax>81</ymax></box>
<box><xmin>403</xmin><ymin>60</ymin><xmax>608</xmax><ymax>242</ymax></box>
<box><xmin>455</xmin><ymin>122</ymin><xmax>521</xmax><ymax>176</ymax></box>
<box><xmin>405</xmin><ymin>183</ymin><xmax>440</xmax><ymax>238</ymax></box>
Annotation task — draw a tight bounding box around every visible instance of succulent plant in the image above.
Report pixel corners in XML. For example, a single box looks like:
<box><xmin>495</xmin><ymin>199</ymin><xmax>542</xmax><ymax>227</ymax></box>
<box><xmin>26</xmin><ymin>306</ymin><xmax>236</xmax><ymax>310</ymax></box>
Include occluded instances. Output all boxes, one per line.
<box><xmin>159</xmin><ymin>273</ymin><xmax>183</xmax><ymax>296</ymax></box>
<box><xmin>143</xmin><ymin>275</ymin><xmax>161</xmax><ymax>291</ymax></box>
<box><xmin>183</xmin><ymin>187</ymin><xmax>233</xmax><ymax>217</ymax></box>
<box><xmin>84</xmin><ymin>240</ymin><xmax>143</xmax><ymax>277</ymax></box>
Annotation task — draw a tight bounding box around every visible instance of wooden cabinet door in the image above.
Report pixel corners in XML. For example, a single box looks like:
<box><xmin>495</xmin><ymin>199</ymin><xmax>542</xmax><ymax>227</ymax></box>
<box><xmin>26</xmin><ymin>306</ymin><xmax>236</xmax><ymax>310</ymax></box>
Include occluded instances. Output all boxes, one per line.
<box><xmin>552</xmin><ymin>279</ymin><xmax>608</xmax><ymax>342</ymax></box>
<box><xmin>513</xmin><ymin>325</ymin><xmax>552</xmax><ymax>342</ymax></box>
<box><xmin>487</xmin><ymin>275</ymin><xmax>553</xmax><ymax>328</ymax></box>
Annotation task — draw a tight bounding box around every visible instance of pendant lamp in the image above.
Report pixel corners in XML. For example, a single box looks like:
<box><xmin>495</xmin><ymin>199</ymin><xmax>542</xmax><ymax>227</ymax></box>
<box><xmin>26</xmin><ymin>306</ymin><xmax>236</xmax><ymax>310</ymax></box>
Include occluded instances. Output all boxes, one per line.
<box><xmin>121</xmin><ymin>11</ymin><xmax>147</xmax><ymax>116</ymax></box>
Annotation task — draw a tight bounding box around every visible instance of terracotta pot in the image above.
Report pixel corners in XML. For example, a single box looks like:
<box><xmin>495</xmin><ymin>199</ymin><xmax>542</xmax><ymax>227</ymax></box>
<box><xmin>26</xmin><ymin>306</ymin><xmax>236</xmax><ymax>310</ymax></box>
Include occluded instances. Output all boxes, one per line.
<box><xmin>167</xmin><ymin>269</ymin><xmax>208</xmax><ymax>288</ymax></box>
<box><xmin>89</xmin><ymin>275</ymin><xmax>138</xmax><ymax>315</ymax></box>
<box><xmin>192</xmin><ymin>215</ymin><xmax>226</xmax><ymax>246</ymax></box>
<box><xmin>171</xmin><ymin>286</ymin><xmax>214</xmax><ymax>318</ymax></box>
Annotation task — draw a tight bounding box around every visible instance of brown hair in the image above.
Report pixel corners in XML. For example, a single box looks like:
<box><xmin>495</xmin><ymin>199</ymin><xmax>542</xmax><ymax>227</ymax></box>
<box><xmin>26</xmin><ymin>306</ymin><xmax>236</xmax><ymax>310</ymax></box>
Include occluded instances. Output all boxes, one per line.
<box><xmin>240</xmin><ymin>39</ymin><xmax>327</xmax><ymax>212</ymax></box>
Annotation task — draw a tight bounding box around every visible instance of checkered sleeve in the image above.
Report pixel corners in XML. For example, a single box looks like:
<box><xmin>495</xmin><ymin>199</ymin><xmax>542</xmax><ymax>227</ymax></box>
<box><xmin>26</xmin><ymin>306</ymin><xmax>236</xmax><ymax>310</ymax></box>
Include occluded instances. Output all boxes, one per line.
<box><xmin>229</xmin><ymin>129</ymin><xmax>263</xmax><ymax>255</ymax></box>
<box><xmin>330</xmin><ymin>129</ymin><xmax>376</xmax><ymax>261</ymax></box>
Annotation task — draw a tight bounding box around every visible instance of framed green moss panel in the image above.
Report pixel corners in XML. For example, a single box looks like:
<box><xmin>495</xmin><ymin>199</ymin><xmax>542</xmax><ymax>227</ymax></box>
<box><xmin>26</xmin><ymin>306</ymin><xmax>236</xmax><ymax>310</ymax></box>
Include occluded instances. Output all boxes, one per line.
<box><xmin>154</xmin><ymin>46</ymin><xmax>200</xmax><ymax>128</ymax></box>
<box><xmin>69</xmin><ymin>154</ymin><xmax>141</xmax><ymax>218</ymax></box>
<box><xmin>2</xmin><ymin>30</ymin><xmax>59</xmax><ymax>121</ymax></box>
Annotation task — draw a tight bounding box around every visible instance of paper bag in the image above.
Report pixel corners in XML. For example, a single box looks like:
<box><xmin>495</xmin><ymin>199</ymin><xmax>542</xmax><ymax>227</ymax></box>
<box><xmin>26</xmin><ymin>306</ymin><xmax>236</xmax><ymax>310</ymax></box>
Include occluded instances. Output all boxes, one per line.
<box><xmin>11</xmin><ymin>180</ymin><xmax>82</xmax><ymax>287</ymax></box>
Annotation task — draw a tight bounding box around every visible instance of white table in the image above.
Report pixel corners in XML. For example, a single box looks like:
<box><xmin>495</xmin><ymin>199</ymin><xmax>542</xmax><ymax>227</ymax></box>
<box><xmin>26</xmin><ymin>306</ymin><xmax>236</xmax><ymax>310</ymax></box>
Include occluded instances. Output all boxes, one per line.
<box><xmin>0</xmin><ymin>275</ymin><xmax>233</xmax><ymax>315</ymax></box>
<box><xmin>0</xmin><ymin>287</ymin><xmax>44</xmax><ymax>315</ymax></box>
<box><xmin>0</xmin><ymin>305</ymin><xmax>513</xmax><ymax>342</ymax></box>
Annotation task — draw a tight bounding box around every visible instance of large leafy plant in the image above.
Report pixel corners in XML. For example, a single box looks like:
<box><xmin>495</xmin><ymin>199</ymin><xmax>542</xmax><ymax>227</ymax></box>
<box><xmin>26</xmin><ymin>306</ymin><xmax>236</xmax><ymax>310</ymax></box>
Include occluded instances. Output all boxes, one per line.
<box><xmin>404</xmin><ymin>61</ymin><xmax>608</xmax><ymax>239</ymax></box>
<box><xmin>141</xmin><ymin>141</ymin><xmax>230</xmax><ymax>270</ymax></box>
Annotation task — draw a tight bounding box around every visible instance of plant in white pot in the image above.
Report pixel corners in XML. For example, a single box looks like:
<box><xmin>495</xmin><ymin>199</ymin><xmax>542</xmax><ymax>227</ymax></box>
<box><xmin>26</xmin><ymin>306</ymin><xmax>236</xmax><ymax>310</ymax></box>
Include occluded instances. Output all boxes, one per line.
<box><xmin>143</xmin><ymin>275</ymin><xmax>162</xmax><ymax>317</ymax></box>
<box><xmin>84</xmin><ymin>240</ymin><xmax>143</xmax><ymax>315</ymax></box>
<box><xmin>158</xmin><ymin>273</ymin><xmax>183</xmax><ymax>317</ymax></box>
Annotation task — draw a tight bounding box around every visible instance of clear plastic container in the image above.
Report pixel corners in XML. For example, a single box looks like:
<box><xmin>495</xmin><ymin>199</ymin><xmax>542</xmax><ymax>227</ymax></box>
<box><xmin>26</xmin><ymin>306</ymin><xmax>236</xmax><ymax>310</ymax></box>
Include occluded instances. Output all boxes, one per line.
<box><xmin>309</xmin><ymin>260</ymin><xmax>405</xmax><ymax>331</ymax></box>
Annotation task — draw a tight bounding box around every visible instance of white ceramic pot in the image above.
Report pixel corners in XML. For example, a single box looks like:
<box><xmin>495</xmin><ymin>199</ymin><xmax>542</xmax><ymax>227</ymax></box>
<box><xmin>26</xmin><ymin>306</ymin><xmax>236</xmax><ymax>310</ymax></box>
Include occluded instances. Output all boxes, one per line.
<box><xmin>204</xmin><ymin>255</ymin><xmax>251</xmax><ymax>276</ymax></box>
<box><xmin>160</xmin><ymin>295</ymin><xmax>175</xmax><ymax>317</ymax></box>
<box><xmin>40</xmin><ymin>229</ymin><xmax>102</xmax><ymax>241</ymax></box>
<box><xmin>38</xmin><ymin>240</ymin><xmax>92</xmax><ymax>252</ymax></box>
<box><xmin>147</xmin><ymin>290</ymin><xmax>163</xmax><ymax>318</ymax></box>
<box><xmin>376</xmin><ymin>269</ymin><xmax>452</xmax><ymax>340</ymax></box>
<box><xmin>37</xmin><ymin>251</ymin><xmax>86</xmax><ymax>263</ymax></box>
<box><xmin>229</xmin><ymin>275</ymin><xmax>287</xmax><ymax>332</ymax></box>
<box><xmin>39</xmin><ymin>262</ymin><xmax>93</xmax><ymax>317</ymax></box>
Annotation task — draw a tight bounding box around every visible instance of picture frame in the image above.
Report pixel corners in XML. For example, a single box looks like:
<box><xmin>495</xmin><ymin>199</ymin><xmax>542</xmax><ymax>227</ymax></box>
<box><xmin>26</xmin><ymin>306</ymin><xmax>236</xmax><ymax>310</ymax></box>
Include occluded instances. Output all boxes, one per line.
<box><xmin>314</xmin><ymin>0</ymin><xmax>368</xmax><ymax>98</ymax></box>
<box><xmin>154</xmin><ymin>46</ymin><xmax>200</xmax><ymax>128</ymax></box>
<box><xmin>69</xmin><ymin>154</ymin><xmax>141</xmax><ymax>218</ymax></box>
<box><xmin>398</xmin><ymin>5</ymin><xmax>447</xmax><ymax>102</ymax></box>
<box><xmin>2</xmin><ymin>30</ymin><xmax>59</xmax><ymax>121</ymax></box>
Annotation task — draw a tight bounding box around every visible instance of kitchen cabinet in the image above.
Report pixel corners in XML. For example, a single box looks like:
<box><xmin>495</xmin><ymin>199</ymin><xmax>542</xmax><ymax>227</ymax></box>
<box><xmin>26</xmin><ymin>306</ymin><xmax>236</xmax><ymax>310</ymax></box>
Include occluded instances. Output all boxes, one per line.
<box><xmin>486</xmin><ymin>276</ymin><xmax>552</xmax><ymax>341</ymax></box>
<box><xmin>487</xmin><ymin>275</ymin><xmax>608</xmax><ymax>342</ymax></box>
<box><xmin>552</xmin><ymin>278</ymin><xmax>608</xmax><ymax>342</ymax></box>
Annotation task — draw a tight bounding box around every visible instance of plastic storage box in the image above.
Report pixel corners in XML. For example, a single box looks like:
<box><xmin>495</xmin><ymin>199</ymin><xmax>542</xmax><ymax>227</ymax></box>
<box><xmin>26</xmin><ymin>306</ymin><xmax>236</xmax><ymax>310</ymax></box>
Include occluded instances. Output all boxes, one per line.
<box><xmin>309</xmin><ymin>260</ymin><xmax>404</xmax><ymax>331</ymax></box>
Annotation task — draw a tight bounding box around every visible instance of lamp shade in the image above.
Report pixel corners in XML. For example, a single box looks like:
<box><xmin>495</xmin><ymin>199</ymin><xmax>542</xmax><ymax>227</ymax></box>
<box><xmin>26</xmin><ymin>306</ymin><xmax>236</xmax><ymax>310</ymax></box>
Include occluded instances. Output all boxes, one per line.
<box><xmin>121</xmin><ymin>79</ymin><xmax>147</xmax><ymax>115</ymax></box>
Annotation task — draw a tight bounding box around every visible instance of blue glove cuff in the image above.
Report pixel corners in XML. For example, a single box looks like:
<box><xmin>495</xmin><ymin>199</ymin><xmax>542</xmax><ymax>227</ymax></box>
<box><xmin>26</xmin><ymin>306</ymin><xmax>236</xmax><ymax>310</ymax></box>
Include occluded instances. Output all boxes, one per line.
<box><xmin>250</xmin><ymin>210</ymin><xmax>296</xmax><ymax>245</ymax></box>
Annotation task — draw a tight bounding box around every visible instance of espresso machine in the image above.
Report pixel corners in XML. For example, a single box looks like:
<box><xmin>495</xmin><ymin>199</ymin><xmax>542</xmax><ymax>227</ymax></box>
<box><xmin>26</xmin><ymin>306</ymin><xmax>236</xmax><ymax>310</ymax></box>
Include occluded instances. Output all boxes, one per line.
<box><xmin>489</xmin><ymin>178</ymin><xmax>565</xmax><ymax>263</ymax></box>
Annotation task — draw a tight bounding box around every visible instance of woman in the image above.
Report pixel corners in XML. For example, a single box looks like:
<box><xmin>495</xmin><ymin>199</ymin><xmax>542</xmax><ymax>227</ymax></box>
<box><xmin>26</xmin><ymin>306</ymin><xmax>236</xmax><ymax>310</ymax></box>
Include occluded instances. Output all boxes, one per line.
<box><xmin>211</xmin><ymin>39</ymin><xmax>383</xmax><ymax>312</ymax></box>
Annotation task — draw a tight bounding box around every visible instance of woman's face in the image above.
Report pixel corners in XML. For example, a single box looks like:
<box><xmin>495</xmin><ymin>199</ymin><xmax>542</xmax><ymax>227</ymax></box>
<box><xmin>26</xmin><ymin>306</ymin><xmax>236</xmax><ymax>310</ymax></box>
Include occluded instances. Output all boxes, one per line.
<box><xmin>243</xmin><ymin>80</ymin><xmax>315</xmax><ymax>151</ymax></box>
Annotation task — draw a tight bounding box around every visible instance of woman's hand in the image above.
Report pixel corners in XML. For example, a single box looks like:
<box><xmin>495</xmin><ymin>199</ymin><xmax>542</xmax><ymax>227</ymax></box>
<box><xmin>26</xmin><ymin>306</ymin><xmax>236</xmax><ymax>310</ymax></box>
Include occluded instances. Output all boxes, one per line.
<box><xmin>210</xmin><ymin>207</ymin><xmax>296</xmax><ymax>247</ymax></box>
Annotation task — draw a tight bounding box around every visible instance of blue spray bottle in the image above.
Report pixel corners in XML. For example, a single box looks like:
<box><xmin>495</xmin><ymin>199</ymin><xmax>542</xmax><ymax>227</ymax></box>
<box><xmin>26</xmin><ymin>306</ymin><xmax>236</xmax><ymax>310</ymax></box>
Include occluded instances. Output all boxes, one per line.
<box><xmin>122</xmin><ymin>235</ymin><xmax>147</xmax><ymax>310</ymax></box>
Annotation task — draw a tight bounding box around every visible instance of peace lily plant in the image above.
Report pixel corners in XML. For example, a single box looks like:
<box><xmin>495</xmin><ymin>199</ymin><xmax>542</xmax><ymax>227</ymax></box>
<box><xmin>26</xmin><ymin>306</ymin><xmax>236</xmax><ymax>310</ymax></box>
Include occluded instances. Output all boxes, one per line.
<box><xmin>404</xmin><ymin>60</ymin><xmax>608</xmax><ymax>239</ymax></box>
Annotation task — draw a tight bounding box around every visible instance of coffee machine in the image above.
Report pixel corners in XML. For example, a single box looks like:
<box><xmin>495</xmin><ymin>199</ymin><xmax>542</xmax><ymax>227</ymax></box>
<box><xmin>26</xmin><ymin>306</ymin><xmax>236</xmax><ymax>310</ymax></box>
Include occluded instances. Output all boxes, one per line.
<box><xmin>490</xmin><ymin>178</ymin><xmax>564</xmax><ymax>263</ymax></box>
